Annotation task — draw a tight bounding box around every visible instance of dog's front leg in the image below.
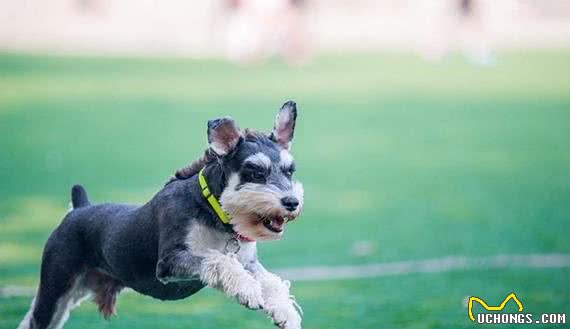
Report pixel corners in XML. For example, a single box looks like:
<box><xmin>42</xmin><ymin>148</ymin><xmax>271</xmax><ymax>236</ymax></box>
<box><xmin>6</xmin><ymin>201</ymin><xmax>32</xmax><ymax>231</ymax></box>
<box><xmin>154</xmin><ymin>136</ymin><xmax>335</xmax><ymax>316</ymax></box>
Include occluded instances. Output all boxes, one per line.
<box><xmin>156</xmin><ymin>219</ymin><xmax>264</xmax><ymax>310</ymax></box>
<box><xmin>156</xmin><ymin>246</ymin><xmax>205</xmax><ymax>283</ymax></box>
<box><xmin>248</xmin><ymin>262</ymin><xmax>302</xmax><ymax>329</ymax></box>
<box><xmin>157</xmin><ymin>249</ymin><xmax>264</xmax><ymax>310</ymax></box>
<box><xmin>199</xmin><ymin>250</ymin><xmax>265</xmax><ymax>310</ymax></box>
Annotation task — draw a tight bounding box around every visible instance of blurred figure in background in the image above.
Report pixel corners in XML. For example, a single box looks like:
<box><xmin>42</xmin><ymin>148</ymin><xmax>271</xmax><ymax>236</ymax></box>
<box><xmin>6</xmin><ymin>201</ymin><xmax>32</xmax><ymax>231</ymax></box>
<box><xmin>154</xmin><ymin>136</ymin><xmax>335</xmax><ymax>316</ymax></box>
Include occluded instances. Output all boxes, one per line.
<box><xmin>75</xmin><ymin>0</ymin><xmax>102</xmax><ymax>14</ymax></box>
<box><xmin>223</xmin><ymin>0</ymin><xmax>309</xmax><ymax>65</ymax></box>
<box><xmin>417</xmin><ymin>0</ymin><xmax>496</xmax><ymax>65</ymax></box>
<box><xmin>458</xmin><ymin>0</ymin><xmax>496</xmax><ymax>65</ymax></box>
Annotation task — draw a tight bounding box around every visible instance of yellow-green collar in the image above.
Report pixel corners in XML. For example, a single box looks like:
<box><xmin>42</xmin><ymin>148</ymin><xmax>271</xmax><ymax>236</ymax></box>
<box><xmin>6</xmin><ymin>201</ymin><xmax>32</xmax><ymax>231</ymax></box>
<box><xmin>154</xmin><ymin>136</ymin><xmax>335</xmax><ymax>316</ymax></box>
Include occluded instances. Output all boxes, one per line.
<box><xmin>198</xmin><ymin>168</ymin><xmax>230</xmax><ymax>224</ymax></box>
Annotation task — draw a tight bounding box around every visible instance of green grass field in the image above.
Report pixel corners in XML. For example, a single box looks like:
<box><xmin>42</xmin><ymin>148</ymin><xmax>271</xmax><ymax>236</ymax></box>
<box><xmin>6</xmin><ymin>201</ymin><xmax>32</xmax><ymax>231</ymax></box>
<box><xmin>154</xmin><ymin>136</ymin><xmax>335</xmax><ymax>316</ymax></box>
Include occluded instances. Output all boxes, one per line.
<box><xmin>1</xmin><ymin>51</ymin><xmax>569</xmax><ymax>328</ymax></box>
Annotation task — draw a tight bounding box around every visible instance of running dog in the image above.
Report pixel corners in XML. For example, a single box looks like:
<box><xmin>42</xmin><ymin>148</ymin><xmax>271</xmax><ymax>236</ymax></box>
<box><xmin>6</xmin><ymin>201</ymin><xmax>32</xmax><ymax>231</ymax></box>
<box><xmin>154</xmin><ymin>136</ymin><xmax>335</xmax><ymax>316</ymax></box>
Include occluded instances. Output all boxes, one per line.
<box><xmin>19</xmin><ymin>101</ymin><xmax>304</xmax><ymax>329</ymax></box>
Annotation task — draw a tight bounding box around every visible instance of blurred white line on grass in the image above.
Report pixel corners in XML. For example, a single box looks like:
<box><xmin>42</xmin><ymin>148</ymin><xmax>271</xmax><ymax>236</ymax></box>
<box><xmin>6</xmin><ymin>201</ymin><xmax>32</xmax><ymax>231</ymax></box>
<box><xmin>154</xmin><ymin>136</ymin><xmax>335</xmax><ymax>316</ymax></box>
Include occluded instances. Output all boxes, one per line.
<box><xmin>276</xmin><ymin>253</ymin><xmax>570</xmax><ymax>281</ymax></box>
<box><xmin>0</xmin><ymin>286</ymin><xmax>36</xmax><ymax>298</ymax></box>
<box><xmin>2</xmin><ymin>253</ymin><xmax>569</xmax><ymax>297</ymax></box>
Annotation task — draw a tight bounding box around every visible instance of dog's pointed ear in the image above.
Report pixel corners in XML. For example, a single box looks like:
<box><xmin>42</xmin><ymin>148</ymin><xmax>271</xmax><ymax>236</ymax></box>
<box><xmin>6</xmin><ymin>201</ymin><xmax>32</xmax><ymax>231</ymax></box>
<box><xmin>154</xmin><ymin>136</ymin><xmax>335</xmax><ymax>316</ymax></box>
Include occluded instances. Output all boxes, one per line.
<box><xmin>207</xmin><ymin>117</ymin><xmax>241</xmax><ymax>156</ymax></box>
<box><xmin>270</xmin><ymin>100</ymin><xmax>297</xmax><ymax>150</ymax></box>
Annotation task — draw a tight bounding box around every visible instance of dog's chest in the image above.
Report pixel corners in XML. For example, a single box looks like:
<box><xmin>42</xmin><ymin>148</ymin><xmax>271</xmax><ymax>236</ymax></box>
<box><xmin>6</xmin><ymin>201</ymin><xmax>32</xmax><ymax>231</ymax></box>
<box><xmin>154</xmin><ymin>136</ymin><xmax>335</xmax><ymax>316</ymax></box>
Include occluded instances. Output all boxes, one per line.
<box><xmin>185</xmin><ymin>222</ymin><xmax>257</xmax><ymax>264</ymax></box>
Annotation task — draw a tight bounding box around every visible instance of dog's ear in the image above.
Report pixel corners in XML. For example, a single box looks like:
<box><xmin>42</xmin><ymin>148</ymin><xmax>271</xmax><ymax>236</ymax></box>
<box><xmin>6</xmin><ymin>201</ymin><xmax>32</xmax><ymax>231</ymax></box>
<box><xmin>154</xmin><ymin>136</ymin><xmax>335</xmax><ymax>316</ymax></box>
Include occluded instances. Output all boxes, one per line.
<box><xmin>270</xmin><ymin>100</ymin><xmax>297</xmax><ymax>150</ymax></box>
<box><xmin>207</xmin><ymin>117</ymin><xmax>241</xmax><ymax>156</ymax></box>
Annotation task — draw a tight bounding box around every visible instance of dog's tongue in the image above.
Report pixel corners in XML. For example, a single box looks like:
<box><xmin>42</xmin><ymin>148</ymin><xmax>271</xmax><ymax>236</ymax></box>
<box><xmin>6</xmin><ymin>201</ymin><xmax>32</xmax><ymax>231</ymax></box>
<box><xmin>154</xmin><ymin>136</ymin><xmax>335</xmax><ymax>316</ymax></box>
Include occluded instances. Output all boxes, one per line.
<box><xmin>271</xmin><ymin>217</ymin><xmax>285</xmax><ymax>229</ymax></box>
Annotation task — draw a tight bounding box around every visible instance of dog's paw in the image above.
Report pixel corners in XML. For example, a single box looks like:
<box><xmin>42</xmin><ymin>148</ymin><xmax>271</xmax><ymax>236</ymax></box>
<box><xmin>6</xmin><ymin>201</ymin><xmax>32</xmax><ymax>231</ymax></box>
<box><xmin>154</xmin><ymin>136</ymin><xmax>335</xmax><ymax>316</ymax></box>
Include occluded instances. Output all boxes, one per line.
<box><xmin>156</xmin><ymin>258</ymin><xmax>177</xmax><ymax>284</ymax></box>
<box><xmin>268</xmin><ymin>303</ymin><xmax>302</xmax><ymax>329</ymax></box>
<box><xmin>276</xmin><ymin>321</ymin><xmax>302</xmax><ymax>329</ymax></box>
<box><xmin>271</xmin><ymin>308</ymin><xmax>302</xmax><ymax>329</ymax></box>
<box><xmin>237</xmin><ymin>282</ymin><xmax>265</xmax><ymax>310</ymax></box>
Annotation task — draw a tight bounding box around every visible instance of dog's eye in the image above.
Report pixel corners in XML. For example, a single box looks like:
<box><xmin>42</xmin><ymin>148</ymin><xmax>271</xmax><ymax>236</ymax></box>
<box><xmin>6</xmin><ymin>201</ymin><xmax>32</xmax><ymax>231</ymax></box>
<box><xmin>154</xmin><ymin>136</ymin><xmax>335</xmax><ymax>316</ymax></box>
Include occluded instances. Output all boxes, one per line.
<box><xmin>283</xmin><ymin>165</ymin><xmax>295</xmax><ymax>178</ymax></box>
<box><xmin>243</xmin><ymin>163</ymin><xmax>269</xmax><ymax>182</ymax></box>
<box><xmin>251</xmin><ymin>170</ymin><xmax>265</xmax><ymax>180</ymax></box>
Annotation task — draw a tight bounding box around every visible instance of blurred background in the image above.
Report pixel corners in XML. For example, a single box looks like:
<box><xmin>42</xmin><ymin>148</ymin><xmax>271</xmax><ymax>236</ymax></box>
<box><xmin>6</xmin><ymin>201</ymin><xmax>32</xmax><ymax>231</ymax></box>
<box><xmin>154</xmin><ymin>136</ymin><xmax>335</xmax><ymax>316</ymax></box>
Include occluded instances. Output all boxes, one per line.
<box><xmin>1</xmin><ymin>0</ymin><xmax>569</xmax><ymax>328</ymax></box>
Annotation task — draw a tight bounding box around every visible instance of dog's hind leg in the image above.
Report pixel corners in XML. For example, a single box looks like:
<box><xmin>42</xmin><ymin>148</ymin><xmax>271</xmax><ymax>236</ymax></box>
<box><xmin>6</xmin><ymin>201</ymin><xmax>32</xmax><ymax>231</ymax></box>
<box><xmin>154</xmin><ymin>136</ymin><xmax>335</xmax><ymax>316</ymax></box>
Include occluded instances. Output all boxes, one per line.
<box><xmin>17</xmin><ymin>296</ymin><xmax>36</xmax><ymax>329</ymax></box>
<box><xmin>19</xmin><ymin>227</ymin><xmax>91</xmax><ymax>329</ymax></box>
<box><xmin>18</xmin><ymin>273</ymin><xmax>91</xmax><ymax>329</ymax></box>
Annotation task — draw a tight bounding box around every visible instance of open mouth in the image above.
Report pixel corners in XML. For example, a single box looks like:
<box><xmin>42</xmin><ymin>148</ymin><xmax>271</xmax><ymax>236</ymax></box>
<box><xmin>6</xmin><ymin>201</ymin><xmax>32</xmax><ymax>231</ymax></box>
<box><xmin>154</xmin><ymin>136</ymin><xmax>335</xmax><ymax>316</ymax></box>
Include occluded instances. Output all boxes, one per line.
<box><xmin>259</xmin><ymin>215</ymin><xmax>288</xmax><ymax>233</ymax></box>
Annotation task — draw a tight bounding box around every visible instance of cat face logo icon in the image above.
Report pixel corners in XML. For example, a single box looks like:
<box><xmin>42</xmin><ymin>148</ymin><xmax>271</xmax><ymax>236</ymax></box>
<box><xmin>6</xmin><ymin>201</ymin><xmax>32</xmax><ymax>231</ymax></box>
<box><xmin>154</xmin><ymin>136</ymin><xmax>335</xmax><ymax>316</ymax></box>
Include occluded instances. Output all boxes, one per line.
<box><xmin>468</xmin><ymin>293</ymin><xmax>524</xmax><ymax>321</ymax></box>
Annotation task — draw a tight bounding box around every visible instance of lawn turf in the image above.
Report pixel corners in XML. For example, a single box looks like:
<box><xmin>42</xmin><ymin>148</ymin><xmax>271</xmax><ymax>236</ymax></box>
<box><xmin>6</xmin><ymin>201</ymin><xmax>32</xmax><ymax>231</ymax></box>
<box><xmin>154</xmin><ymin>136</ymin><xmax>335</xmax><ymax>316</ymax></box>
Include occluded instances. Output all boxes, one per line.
<box><xmin>0</xmin><ymin>51</ymin><xmax>569</xmax><ymax>328</ymax></box>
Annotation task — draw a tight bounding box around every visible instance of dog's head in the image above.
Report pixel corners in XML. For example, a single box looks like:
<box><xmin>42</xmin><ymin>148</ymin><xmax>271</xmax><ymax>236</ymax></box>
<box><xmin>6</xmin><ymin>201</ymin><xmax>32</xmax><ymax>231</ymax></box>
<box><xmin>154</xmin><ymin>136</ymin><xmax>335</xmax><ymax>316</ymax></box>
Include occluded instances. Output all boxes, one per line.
<box><xmin>206</xmin><ymin>101</ymin><xmax>303</xmax><ymax>241</ymax></box>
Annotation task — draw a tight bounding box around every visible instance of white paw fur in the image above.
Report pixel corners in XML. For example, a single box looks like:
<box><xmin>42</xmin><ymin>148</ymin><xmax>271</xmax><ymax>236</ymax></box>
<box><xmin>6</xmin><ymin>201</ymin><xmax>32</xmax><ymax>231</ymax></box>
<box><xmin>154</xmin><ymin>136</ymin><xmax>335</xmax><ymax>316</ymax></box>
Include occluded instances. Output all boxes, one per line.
<box><xmin>255</xmin><ymin>272</ymin><xmax>302</xmax><ymax>329</ymax></box>
<box><xmin>200</xmin><ymin>252</ymin><xmax>265</xmax><ymax>309</ymax></box>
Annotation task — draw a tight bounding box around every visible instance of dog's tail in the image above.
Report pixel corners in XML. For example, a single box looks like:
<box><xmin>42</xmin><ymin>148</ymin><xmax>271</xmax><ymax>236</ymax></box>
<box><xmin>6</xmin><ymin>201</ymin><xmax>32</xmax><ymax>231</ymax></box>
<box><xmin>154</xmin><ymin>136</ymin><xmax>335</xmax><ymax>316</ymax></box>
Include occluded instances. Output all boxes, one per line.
<box><xmin>71</xmin><ymin>185</ymin><xmax>90</xmax><ymax>208</ymax></box>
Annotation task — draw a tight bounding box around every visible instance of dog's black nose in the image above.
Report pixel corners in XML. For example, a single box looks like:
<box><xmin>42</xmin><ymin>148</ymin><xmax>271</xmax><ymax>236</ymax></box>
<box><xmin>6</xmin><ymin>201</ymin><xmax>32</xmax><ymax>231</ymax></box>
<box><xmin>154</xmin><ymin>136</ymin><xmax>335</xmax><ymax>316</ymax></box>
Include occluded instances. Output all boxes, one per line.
<box><xmin>281</xmin><ymin>197</ymin><xmax>299</xmax><ymax>211</ymax></box>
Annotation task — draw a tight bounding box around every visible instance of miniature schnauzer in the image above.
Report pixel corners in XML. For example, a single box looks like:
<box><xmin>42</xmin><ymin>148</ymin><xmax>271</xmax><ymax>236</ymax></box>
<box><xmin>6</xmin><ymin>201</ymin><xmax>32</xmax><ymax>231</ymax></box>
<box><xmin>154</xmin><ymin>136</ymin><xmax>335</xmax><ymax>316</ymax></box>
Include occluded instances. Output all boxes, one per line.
<box><xmin>18</xmin><ymin>101</ymin><xmax>304</xmax><ymax>329</ymax></box>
